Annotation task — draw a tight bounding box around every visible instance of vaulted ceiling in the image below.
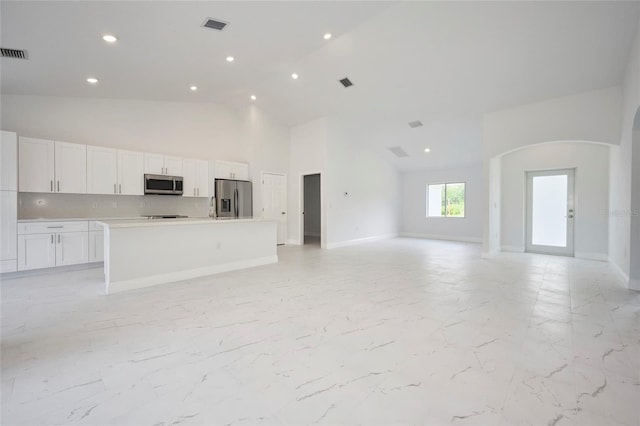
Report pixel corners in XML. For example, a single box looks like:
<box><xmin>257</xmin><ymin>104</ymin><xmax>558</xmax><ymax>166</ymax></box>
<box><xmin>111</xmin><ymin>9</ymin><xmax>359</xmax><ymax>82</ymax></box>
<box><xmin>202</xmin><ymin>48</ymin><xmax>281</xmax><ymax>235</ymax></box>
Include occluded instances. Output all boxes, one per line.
<box><xmin>2</xmin><ymin>1</ymin><xmax>639</xmax><ymax>170</ymax></box>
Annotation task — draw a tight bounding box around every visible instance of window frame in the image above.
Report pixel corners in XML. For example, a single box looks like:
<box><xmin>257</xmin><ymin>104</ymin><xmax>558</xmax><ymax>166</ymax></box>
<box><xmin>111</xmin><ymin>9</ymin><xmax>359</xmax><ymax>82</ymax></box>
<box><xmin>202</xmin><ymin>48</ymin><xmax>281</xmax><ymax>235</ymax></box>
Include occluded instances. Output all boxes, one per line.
<box><xmin>426</xmin><ymin>181</ymin><xmax>466</xmax><ymax>218</ymax></box>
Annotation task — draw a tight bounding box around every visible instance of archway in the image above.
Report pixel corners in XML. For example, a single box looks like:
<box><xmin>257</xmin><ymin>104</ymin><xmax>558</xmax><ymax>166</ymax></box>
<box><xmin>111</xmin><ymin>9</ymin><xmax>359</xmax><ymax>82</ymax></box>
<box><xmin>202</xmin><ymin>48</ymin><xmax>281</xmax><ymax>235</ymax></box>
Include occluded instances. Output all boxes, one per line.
<box><xmin>484</xmin><ymin>140</ymin><xmax>611</xmax><ymax>258</ymax></box>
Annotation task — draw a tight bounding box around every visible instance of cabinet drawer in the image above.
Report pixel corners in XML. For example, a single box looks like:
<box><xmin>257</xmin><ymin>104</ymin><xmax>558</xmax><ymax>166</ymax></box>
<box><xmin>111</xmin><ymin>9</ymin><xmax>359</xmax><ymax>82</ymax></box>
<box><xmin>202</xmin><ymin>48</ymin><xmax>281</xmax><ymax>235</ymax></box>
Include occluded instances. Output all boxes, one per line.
<box><xmin>18</xmin><ymin>221</ymin><xmax>89</xmax><ymax>235</ymax></box>
<box><xmin>89</xmin><ymin>221</ymin><xmax>105</xmax><ymax>232</ymax></box>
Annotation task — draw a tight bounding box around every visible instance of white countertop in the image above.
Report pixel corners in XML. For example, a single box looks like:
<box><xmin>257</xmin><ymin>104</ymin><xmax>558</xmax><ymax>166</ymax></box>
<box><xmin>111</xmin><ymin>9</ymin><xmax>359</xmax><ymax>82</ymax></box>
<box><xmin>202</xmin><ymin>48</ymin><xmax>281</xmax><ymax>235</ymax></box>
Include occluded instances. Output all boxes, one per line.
<box><xmin>17</xmin><ymin>216</ymin><xmax>142</xmax><ymax>223</ymax></box>
<box><xmin>98</xmin><ymin>217</ymin><xmax>269</xmax><ymax>229</ymax></box>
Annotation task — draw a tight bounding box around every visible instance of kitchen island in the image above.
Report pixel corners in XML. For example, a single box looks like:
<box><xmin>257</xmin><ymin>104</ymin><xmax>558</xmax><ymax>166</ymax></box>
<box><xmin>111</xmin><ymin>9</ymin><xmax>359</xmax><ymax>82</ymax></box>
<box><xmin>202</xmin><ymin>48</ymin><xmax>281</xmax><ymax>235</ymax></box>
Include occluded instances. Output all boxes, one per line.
<box><xmin>97</xmin><ymin>218</ymin><xmax>277</xmax><ymax>294</ymax></box>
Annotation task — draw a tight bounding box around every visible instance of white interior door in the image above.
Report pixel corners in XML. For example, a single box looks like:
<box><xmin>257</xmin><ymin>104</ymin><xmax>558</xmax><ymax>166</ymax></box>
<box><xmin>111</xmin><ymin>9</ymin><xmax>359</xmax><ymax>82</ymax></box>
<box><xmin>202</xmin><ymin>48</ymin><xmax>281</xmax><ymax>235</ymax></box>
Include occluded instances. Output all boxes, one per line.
<box><xmin>262</xmin><ymin>173</ymin><xmax>287</xmax><ymax>245</ymax></box>
<box><xmin>526</xmin><ymin>169</ymin><xmax>575</xmax><ymax>256</ymax></box>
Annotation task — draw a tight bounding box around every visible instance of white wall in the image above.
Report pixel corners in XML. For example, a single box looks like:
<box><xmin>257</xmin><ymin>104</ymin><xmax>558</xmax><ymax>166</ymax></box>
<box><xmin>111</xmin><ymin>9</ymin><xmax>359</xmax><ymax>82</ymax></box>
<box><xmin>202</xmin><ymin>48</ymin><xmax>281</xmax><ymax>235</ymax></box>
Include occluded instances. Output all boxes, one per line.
<box><xmin>288</xmin><ymin>118</ymin><xmax>327</xmax><ymax>245</ymax></box>
<box><xmin>610</xmin><ymin>19</ymin><xmax>640</xmax><ymax>290</ymax></box>
<box><xmin>401</xmin><ymin>165</ymin><xmax>482</xmax><ymax>242</ymax></box>
<box><xmin>501</xmin><ymin>142</ymin><xmax>609</xmax><ymax>259</ymax></box>
<box><xmin>0</xmin><ymin>94</ymin><xmax>290</xmax><ymax>221</ymax></box>
<box><xmin>288</xmin><ymin>116</ymin><xmax>400</xmax><ymax>248</ymax></box>
<box><xmin>484</xmin><ymin>87</ymin><xmax>622</xmax><ymax>158</ymax></box>
<box><xmin>482</xmin><ymin>87</ymin><xmax>623</xmax><ymax>255</ymax></box>
<box><xmin>0</xmin><ymin>95</ymin><xmax>244</xmax><ymax>160</ymax></box>
<box><xmin>324</xmin><ymin>118</ymin><xmax>400</xmax><ymax>248</ymax></box>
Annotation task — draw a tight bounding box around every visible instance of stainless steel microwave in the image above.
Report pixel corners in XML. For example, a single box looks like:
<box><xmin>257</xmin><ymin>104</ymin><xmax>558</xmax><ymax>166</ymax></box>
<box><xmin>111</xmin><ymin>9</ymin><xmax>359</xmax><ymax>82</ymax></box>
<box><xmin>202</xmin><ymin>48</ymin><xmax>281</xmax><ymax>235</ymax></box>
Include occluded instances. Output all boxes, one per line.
<box><xmin>144</xmin><ymin>174</ymin><xmax>183</xmax><ymax>195</ymax></box>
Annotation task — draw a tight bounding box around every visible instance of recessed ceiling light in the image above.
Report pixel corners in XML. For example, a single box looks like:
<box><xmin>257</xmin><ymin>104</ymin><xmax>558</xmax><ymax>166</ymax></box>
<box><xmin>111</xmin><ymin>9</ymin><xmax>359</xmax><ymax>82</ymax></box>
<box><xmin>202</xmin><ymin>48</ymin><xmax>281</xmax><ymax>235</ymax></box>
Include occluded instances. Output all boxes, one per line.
<box><xmin>424</xmin><ymin>148</ymin><xmax>431</xmax><ymax>153</ymax></box>
<box><xmin>291</xmin><ymin>73</ymin><xmax>299</xmax><ymax>79</ymax></box>
<box><xmin>102</xmin><ymin>34</ymin><xmax>117</xmax><ymax>43</ymax></box>
<box><xmin>250</xmin><ymin>95</ymin><xmax>257</xmax><ymax>100</ymax></box>
<box><xmin>86</xmin><ymin>77</ymin><xmax>98</xmax><ymax>84</ymax></box>
<box><xmin>190</xmin><ymin>85</ymin><xmax>198</xmax><ymax>91</ymax></box>
<box><xmin>323</xmin><ymin>33</ymin><xmax>332</xmax><ymax>40</ymax></box>
<box><xmin>226</xmin><ymin>56</ymin><xmax>234</xmax><ymax>62</ymax></box>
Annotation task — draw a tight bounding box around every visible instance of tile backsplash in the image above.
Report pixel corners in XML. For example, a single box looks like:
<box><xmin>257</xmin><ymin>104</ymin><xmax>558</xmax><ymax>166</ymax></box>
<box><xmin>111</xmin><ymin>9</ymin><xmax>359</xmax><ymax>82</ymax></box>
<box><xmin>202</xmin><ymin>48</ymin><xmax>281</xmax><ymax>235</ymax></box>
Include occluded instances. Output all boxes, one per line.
<box><xmin>18</xmin><ymin>193</ymin><xmax>211</xmax><ymax>219</ymax></box>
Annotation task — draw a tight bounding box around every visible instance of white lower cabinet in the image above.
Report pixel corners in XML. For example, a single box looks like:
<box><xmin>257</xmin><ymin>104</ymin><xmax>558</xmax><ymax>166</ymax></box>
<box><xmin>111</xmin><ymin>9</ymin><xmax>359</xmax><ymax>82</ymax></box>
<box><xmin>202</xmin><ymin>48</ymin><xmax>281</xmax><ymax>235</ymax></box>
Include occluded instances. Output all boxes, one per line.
<box><xmin>17</xmin><ymin>233</ymin><xmax>56</xmax><ymax>270</ymax></box>
<box><xmin>17</xmin><ymin>221</ymin><xmax>89</xmax><ymax>271</ymax></box>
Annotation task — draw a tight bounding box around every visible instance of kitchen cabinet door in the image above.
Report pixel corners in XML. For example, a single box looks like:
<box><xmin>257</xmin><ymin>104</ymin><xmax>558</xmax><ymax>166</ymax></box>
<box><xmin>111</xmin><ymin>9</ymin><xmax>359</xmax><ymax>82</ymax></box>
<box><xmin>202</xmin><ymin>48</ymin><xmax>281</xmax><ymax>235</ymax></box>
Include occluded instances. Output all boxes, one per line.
<box><xmin>18</xmin><ymin>137</ymin><xmax>55</xmax><ymax>193</ymax></box>
<box><xmin>214</xmin><ymin>161</ymin><xmax>233</xmax><ymax>179</ymax></box>
<box><xmin>0</xmin><ymin>191</ymin><xmax>17</xmax><ymax>266</ymax></box>
<box><xmin>182</xmin><ymin>158</ymin><xmax>197</xmax><ymax>197</ymax></box>
<box><xmin>196</xmin><ymin>160</ymin><xmax>209</xmax><ymax>197</ymax></box>
<box><xmin>144</xmin><ymin>153</ymin><xmax>165</xmax><ymax>175</ymax></box>
<box><xmin>1</xmin><ymin>131</ymin><xmax>18</xmax><ymax>191</ymax></box>
<box><xmin>18</xmin><ymin>233</ymin><xmax>56</xmax><ymax>271</ymax></box>
<box><xmin>55</xmin><ymin>141</ymin><xmax>87</xmax><ymax>193</ymax></box>
<box><xmin>232</xmin><ymin>163</ymin><xmax>249</xmax><ymax>180</ymax></box>
<box><xmin>56</xmin><ymin>231</ymin><xmax>89</xmax><ymax>266</ymax></box>
<box><xmin>164</xmin><ymin>156</ymin><xmax>183</xmax><ymax>176</ymax></box>
<box><xmin>118</xmin><ymin>150</ymin><xmax>144</xmax><ymax>195</ymax></box>
<box><xmin>87</xmin><ymin>145</ymin><xmax>117</xmax><ymax>194</ymax></box>
<box><xmin>89</xmin><ymin>231</ymin><xmax>104</xmax><ymax>262</ymax></box>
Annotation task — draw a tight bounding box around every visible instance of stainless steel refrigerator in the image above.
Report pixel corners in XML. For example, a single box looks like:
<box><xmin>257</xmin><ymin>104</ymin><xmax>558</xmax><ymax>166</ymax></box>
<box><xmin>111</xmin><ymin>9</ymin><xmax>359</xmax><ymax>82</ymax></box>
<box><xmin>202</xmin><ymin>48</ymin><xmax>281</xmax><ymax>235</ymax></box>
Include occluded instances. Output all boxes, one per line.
<box><xmin>215</xmin><ymin>179</ymin><xmax>253</xmax><ymax>218</ymax></box>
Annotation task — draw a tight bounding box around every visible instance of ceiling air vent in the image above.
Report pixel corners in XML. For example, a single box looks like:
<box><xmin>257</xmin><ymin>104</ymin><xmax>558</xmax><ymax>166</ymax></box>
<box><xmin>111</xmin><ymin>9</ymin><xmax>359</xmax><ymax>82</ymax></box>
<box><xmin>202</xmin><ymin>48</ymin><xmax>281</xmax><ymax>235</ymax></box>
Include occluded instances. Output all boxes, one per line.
<box><xmin>388</xmin><ymin>146</ymin><xmax>409</xmax><ymax>158</ymax></box>
<box><xmin>1</xmin><ymin>48</ymin><xmax>28</xmax><ymax>59</ymax></box>
<box><xmin>408</xmin><ymin>120</ymin><xmax>423</xmax><ymax>128</ymax></box>
<box><xmin>202</xmin><ymin>18</ymin><xmax>229</xmax><ymax>31</ymax></box>
<box><xmin>339</xmin><ymin>77</ymin><xmax>353</xmax><ymax>88</ymax></box>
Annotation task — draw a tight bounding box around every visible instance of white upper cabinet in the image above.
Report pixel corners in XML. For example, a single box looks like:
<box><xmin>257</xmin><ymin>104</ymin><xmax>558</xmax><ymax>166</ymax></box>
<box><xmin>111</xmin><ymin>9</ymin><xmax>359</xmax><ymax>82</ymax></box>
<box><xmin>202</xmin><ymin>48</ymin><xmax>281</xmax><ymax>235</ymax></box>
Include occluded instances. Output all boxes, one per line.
<box><xmin>183</xmin><ymin>159</ymin><xmax>209</xmax><ymax>197</ymax></box>
<box><xmin>144</xmin><ymin>153</ymin><xmax>164</xmax><ymax>175</ymax></box>
<box><xmin>144</xmin><ymin>153</ymin><xmax>182</xmax><ymax>176</ymax></box>
<box><xmin>165</xmin><ymin>156</ymin><xmax>183</xmax><ymax>176</ymax></box>
<box><xmin>19</xmin><ymin>137</ymin><xmax>86</xmax><ymax>194</ymax></box>
<box><xmin>87</xmin><ymin>145</ymin><xmax>118</xmax><ymax>194</ymax></box>
<box><xmin>19</xmin><ymin>137</ymin><xmax>55</xmax><ymax>193</ymax></box>
<box><xmin>1</xmin><ymin>130</ymin><xmax>18</xmax><ymax>191</ymax></box>
<box><xmin>87</xmin><ymin>146</ymin><xmax>143</xmax><ymax>195</ymax></box>
<box><xmin>117</xmin><ymin>150</ymin><xmax>144</xmax><ymax>195</ymax></box>
<box><xmin>54</xmin><ymin>141</ymin><xmax>87</xmax><ymax>194</ymax></box>
<box><xmin>214</xmin><ymin>160</ymin><xmax>249</xmax><ymax>180</ymax></box>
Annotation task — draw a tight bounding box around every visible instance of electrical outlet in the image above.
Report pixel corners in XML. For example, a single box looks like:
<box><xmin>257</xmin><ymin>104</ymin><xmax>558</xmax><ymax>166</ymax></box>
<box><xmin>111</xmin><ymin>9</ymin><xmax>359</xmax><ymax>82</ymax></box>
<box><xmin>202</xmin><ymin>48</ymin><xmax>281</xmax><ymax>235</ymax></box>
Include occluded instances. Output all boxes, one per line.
<box><xmin>112</xmin><ymin>202</ymin><xmax>117</xmax><ymax>208</ymax></box>
<box><xmin>92</xmin><ymin>202</ymin><xmax>98</xmax><ymax>209</ymax></box>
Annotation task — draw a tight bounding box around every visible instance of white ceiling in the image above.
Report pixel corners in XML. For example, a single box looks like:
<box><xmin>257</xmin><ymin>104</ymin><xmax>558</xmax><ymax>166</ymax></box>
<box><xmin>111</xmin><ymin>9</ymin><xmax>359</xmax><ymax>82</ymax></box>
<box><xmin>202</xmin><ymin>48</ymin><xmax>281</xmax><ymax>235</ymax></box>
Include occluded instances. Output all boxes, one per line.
<box><xmin>2</xmin><ymin>1</ymin><xmax>639</xmax><ymax>171</ymax></box>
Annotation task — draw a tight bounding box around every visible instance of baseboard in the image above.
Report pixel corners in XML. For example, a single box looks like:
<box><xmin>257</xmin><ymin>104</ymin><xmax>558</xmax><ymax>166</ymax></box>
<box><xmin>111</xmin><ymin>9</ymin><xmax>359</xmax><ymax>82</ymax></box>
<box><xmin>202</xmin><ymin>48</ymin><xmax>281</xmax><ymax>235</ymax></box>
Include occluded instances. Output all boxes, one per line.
<box><xmin>609</xmin><ymin>257</ymin><xmax>630</xmax><ymax>287</ymax></box>
<box><xmin>106</xmin><ymin>255</ymin><xmax>278</xmax><ymax>295</ymax></box>
<box><xmin>574</xmin><ymin>252</ymin><xmax>608</xmax><ymax>261</ymax></box>
<box><xmin>326</xmin><ymin>233</ymin><xmax>398</xmax><ymax>249</ymax></box>
<box><xmin>400</xmin><ymin>232</ymin><xmax>482</xmax><ymax>244</ymax></box>
<box><xmin>630</xmin><ymin>278</ymin><xmax>640</xmax><ymax>292</ymax></box>
<box><xmin>286</xmin><ymin>239</ymin><xmax>302</xmax><ymax>245</ymax></box>
<box><xmin>501</xmin><ymin>245</ymin><xmax>525</xmax><ymax>253</ymax></box>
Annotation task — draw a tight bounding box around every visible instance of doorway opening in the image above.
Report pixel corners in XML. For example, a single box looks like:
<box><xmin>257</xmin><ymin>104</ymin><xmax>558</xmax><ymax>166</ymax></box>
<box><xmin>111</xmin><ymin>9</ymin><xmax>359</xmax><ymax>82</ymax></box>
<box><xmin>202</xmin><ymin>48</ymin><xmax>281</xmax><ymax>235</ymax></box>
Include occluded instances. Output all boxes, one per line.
<box><xmin>303</xmin><ymin>173</ymin><xmax>321</xmax><ymax>245</ymax></box>
<box><xmin>526</xmin><ymin>168</ymin><xmax>575</xmax><ymax>256</ymax></box>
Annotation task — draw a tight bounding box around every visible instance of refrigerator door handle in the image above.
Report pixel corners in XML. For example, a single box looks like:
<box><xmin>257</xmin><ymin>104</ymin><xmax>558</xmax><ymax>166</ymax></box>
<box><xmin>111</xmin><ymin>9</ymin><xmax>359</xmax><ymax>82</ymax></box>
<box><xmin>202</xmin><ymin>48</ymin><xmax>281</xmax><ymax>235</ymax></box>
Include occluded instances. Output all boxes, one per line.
<box><xmin>234</xmin><ymin>188</ymin><xmax>239</xmax><ymax>217</ymax></box>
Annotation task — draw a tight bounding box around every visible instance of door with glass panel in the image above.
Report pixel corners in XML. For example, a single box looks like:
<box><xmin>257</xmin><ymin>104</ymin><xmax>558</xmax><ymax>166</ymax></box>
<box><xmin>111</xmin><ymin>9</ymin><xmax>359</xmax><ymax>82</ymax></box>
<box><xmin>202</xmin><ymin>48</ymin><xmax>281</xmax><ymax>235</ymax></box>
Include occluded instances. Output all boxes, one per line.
<box><xmin>525</xmin><ymin>169</ymin><xmax>575</xmax><ymax>256</ymax></box>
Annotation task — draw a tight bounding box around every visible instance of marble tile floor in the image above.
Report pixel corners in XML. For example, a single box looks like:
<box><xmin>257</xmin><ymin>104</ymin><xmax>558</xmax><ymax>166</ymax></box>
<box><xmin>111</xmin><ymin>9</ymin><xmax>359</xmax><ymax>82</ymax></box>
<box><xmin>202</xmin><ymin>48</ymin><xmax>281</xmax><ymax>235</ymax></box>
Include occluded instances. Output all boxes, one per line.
<box><xmin>1</xmin><ymin>238</ymin><xmax>639</xmax><ymax>426</ymax></box>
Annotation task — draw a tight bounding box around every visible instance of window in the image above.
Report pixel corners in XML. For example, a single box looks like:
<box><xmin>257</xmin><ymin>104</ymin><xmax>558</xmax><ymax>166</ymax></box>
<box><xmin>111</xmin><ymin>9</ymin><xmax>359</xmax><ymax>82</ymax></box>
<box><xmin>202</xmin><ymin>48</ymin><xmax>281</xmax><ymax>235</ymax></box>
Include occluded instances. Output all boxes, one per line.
<box><xmin>427</xmin><ymin>182</ymin><xmax>465</xmax><ymax>217</ymax></box>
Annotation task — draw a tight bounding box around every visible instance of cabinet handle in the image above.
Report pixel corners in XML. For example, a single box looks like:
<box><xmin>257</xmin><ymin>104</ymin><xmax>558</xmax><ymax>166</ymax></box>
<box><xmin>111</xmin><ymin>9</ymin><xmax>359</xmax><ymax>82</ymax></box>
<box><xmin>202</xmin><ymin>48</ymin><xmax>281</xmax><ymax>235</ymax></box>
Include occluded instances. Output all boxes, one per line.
<box><xmin>50</xmin><ymin>180</ymin><xmax>53</xmax><ymax>192</ymax></box>
<box><xmin>193</xmin><ymin>188</ymin><xmax>196</xmax><ymax>196</ymax></box>
<box><xmin>51</xmin><ymin>235</ymin><xmax>54</xmax><ymax>244</ymax></box>
<box><xmin>119</xmin><ymin>184</ymin><xmax>122</xmax><ymax>194</ymax></box>
<box><xmin>47</xmin><ymin>226</ymin><xmax>63</xmax><ymax>229</ymax></box>
<box><xmin>57</xmin><ymin>234</ymin><xmax>60</xmax><ymax>244</ymax></box>
<box><xmin>197</xmin><ymin>188</ymin><xmax>199</xmax><ymax>196</ymax></box>
<box><xmin>114</xmin><ymin>183</ymin><xmax>117</xmax><ymax>194</ymax></box>
<box><xmin>57</xmin><ymin>181</ymin><xmax>60</xmax><ymax>192</ymax></box>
